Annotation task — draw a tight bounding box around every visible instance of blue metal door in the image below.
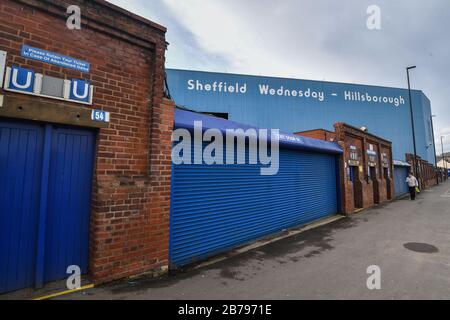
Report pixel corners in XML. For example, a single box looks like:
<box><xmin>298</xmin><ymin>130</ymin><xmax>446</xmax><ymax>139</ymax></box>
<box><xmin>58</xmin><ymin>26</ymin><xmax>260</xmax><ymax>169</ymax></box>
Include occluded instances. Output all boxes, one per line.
<box><xmin>394</xmin><ymin>166</ymin><xmax>409</xmax><ymax>197</ymax></box>
<box><xmin>170</xmin><ymin>147</ymin><xmax>338</xmax><ymax>268</ymax></box>
<box><xmin>44</xmin><ymin>126</ymin><xmax>95</xmax><ymax>283</ymax></box>
<box><xmin>0</xmin><ymin>120</ymin><xmax>95</xmax><ymax>294</ymax></box>
<box><xmin>0</xmin><ymin>121</ymin><xmax>44</xmax><ymax>293</ymax></box>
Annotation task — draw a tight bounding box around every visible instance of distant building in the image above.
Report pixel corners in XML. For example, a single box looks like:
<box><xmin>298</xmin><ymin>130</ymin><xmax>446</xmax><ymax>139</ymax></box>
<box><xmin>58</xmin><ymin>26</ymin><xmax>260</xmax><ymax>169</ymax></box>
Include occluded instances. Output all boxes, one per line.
<box><xmin>437</xmin><ymin>159</ymin><xmax>450</xmax><ymax>169</ymax></box>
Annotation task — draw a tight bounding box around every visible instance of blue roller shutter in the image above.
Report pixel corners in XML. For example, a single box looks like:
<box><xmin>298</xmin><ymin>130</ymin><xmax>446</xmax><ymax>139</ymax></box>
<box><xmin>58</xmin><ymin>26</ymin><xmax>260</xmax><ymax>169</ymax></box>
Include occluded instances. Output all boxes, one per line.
<box><xmin>170</xmin><ymin>146</ymin><xmax>338</xmax><ymax>268</ymax></box>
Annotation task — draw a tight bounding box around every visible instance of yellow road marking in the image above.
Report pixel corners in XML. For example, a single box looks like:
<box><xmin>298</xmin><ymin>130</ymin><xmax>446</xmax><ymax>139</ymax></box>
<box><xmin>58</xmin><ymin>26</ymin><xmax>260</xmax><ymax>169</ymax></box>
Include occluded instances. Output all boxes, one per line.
<box><xmin>32</xmin><ymin>284</ymin><xmax>94</xmax><ymax>301</ymax></box>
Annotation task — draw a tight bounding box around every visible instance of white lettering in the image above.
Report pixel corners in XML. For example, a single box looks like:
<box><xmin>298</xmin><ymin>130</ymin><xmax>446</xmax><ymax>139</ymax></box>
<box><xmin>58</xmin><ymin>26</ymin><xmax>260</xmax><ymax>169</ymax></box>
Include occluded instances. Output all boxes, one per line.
<box><xmin>172</xmin><ymin>122</ymin><xmax>280</xmax><ymax>176</ymax></box>
<box><xmin>367</xmin><ymin>5</ymin><xmax>381</xmax><ymax>30</ymax></box>
<box><xmin>172</xmin><ymin>129</ymin><xmax>192</xmax><ymax>165</ymax></box>
<box><xmin>72</xmin><ymin>81</ymin><xmax>89</xmax><ymax>99</ymax></box>
<box><xmin>11</xmin><ymin>68</ymin><xmax>33</xmax><ymax>89</ymax></box>
<box><xmin>366</xmin><ymin>265</ymin><xmax>381</xmax><ymax>290</ymax></box>
<box><xmin>187</xmin><ymin>79</ymin><xmax>195</xmax><ymax>90</ymax></box>
<box><xmin>66</xmin><ymin>265</ymin><xmax>81</xmax><ymax>290</ymax></box>
<box><xmin>66</xmin><ymin>5</ymin><xmax>81</xmax><ymax>30</ymax></box>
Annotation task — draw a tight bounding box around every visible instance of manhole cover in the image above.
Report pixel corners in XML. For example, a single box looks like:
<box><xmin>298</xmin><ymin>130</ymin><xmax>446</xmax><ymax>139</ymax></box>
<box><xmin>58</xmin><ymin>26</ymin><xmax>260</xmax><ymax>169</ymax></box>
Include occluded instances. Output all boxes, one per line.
<box><xmin>404</xmin><ymin>243</ymin><xmax>439</xmax><ymax>254</ymax></box>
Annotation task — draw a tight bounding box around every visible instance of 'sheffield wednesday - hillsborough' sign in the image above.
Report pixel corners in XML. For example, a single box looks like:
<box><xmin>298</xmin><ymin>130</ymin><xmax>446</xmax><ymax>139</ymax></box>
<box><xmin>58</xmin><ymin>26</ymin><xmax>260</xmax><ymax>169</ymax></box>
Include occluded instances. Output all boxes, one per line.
<box><xmin>186</xmin><ymin>78</ymin><xmax>406</xmax><ymax>107</ymax></box>
<box><xmin>21</xmin><ymin>45</ymin><xmax>90</xmax><ymax>73</ymax></box>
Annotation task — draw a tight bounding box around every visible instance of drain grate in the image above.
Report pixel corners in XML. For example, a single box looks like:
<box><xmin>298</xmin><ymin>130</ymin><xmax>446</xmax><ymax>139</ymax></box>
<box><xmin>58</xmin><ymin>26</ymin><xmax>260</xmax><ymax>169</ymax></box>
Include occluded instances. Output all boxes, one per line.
<box><xmin>404</xmin><ymin>242</ymin><xmax>439</xmax><ymax>254</ymax></box>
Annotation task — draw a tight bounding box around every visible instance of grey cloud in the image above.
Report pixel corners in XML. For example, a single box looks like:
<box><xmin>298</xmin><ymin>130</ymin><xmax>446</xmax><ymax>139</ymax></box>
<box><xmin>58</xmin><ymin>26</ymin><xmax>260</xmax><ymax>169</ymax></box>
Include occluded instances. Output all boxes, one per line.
<box><xmin>108</xmin><ymin>0</ymin><xmax>450</xmax><ymax>152</ymax></box>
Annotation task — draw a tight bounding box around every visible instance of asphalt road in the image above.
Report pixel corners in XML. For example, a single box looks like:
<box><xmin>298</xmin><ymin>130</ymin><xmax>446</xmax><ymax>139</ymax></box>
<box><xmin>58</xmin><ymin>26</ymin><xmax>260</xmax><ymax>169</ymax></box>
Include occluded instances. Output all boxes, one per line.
<box><xmin>62</xmin><ymin>181</ymin><xmax>450</xmax><ymax>300</ymax></box>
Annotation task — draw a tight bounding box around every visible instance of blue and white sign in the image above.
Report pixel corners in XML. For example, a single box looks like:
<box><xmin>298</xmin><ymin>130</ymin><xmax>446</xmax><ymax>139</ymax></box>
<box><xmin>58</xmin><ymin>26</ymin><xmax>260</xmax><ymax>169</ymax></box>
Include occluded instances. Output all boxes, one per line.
<box><xmin>91</xmin><ymin>109</ymin><xmax>110</xmax><ymax>123</ymax></box>
<box><xmin>69</xmin><ymin>79</ymin><xmax>91</xmax><ymax>103</ymax></box>
<box><xmin>5</xmin><ymin>66</ymin><xmax>35</xmax><ymax>93</ymax></box>
<box><xmin>166</xmin><ymin>69</ymin><xmax>437</xmax><ymax>165</ymax></box>
<box><xmin>21</xmin><ymin>45</ymin><xmax>90</xmax><ymax>73</ymax></box>
<box><xmin>4</xmin><ymin>66</ymin><xmax>94</xmax><ymax>106</ymax></box>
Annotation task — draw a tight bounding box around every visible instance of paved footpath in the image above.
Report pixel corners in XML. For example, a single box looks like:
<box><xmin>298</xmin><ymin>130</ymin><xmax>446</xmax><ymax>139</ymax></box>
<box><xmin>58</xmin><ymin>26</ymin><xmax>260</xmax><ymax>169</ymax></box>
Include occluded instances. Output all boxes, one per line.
<box><xmin>62</xmin><ymin>181</ymin><xmax>450</xmax><ymax>300</ymax></box>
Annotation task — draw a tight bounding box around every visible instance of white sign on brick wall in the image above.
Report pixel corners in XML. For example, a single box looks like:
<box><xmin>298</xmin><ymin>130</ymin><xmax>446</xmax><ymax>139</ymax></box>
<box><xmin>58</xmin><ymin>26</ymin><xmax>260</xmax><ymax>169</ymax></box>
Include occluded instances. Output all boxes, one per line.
<box><xmin>0</xmin><ymin>50</ymin><xmax>6</xmax><ymax>88</ymax></box>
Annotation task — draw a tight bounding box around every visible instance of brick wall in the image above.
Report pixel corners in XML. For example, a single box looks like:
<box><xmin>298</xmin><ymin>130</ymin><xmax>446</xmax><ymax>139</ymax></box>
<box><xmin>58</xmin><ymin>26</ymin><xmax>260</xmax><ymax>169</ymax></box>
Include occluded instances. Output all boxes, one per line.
<box><xmin>0</xmin><ymin>0</ymin><xmax>173</xmax><ymax>283</ymax></box>
<box><xmin>405</xmin><ymin>154</ymin><xmax>438</xmax><ymax>190</ymax></box>
<box><xmin>294</xmin><ymin>129</ymin><xmax>336</xmax><ymax>142</ymax></box>
<box><xmin>333</xmin><ymin>123</ymin><xmax>394</xmax><ymax>214</ymax></box>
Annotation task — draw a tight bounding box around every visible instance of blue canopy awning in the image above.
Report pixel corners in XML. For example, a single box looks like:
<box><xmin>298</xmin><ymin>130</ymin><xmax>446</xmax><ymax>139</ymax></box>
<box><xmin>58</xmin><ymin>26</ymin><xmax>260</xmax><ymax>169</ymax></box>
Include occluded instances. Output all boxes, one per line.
<box><xmin>174</xmin><ymin>108</ymin><xmax>343</xmax><ymax>155</ymax></box>
<box><xmin>394</xmin><ymin>160</ymin><xmax>411</xmax><ymax>167</ymax></box>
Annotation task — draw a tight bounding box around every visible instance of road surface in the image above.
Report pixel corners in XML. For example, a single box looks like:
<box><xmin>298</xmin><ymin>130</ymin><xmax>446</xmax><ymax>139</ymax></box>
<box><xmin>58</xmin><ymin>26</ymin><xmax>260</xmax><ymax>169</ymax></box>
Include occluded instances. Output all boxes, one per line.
<box><xmin>62</xmin><ymin>181</ymin><xmax>450</xmax><ymax>300</ymax></box>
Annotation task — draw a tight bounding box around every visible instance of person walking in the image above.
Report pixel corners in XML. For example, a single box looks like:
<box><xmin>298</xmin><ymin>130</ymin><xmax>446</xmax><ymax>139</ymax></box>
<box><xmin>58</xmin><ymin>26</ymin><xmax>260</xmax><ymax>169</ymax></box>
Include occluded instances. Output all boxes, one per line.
<box><xmin>406</xmin><ymin>173</ymin><xmax>419</xmax><ymax>200</ymax></box>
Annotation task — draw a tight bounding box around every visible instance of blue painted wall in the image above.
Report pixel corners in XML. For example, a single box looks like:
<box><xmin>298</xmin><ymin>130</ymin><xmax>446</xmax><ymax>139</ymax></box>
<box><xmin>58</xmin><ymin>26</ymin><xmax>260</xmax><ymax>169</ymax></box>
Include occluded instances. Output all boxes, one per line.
<box><xmin>166</xmin><ymin>69</ymin><xmax>435</xmax><ymax>164</ymax></box>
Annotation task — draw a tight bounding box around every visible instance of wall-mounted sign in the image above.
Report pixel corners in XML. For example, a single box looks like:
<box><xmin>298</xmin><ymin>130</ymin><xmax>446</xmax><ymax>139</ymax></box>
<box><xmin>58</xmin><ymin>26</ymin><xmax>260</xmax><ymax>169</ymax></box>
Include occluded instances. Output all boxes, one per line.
<box><xmin>348</xmin><ymin>160</ymin><xmax>360</xmax><ymax>167</ymax></box>
<box><xmin>4</xmin><ymin>66</ymin><xmax>93</xmax><ymax>105</ymax></box>
<box><xmin>367</xmin><ymin>150</ymin><xmax>377</xmax><ymax>156</ymax></box>
<box><xmin>21</xmin><ymin>45</ymin><xmax>90</xmax><ymax>73</ymax></box>
<box><xmin>381</xmin><ymin>153</ymin><xmax>389</xmax><ymax>168</ymax></box>
<box><xmin>91</xmin><ymin>109</ymin><xmax>110</xmax><ymax>123</ymax></box>
<box><xmin>349</xmin><ymin>146</ymin><xmax>359</xmax><ymax>163</ymax></box>
<box><xmin>0</xmin><ymin>50</ymin><xmax>6</xmax><ymax>88</ymax></box>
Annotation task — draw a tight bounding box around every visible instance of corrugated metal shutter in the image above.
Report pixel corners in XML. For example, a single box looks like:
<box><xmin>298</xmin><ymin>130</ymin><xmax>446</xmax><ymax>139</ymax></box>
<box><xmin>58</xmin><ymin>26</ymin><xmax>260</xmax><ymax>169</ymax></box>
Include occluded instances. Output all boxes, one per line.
<box><xmin>394</xmin><ymin>166</ymin><xmax>409</xmax><ymax>197</ymax></box>
<box><xmin>170</xmin><ymin>146</ymin><xmax>338</xmax><ymax>268</ymax></box>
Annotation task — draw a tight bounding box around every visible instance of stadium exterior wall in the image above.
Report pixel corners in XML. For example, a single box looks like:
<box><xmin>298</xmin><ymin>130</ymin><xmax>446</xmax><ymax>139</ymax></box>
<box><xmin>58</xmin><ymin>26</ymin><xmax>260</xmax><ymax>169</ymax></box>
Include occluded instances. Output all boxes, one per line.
<box><xmin>166</xmin><ymin>69</ymin><xmax>435</xmax><ymax>165</ymax></box>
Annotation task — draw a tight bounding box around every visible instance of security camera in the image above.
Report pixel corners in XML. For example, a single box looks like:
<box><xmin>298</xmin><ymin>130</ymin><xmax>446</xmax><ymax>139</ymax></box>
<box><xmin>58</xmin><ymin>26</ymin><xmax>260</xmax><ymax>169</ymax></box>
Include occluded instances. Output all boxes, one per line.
<box><xmin>360</xmin><ymin>127</ymin><xmax>368</xmax><ymax>132</ymax></box>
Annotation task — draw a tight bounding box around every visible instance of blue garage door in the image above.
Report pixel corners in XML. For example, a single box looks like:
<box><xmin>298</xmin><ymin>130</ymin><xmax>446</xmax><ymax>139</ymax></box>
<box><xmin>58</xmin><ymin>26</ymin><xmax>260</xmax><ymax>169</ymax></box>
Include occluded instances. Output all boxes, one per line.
<box><xmin>170</xmin><ymin>147</ymin><xmax>338</xmax><ymax>268</ymax></box>
<box><xmin>0</xmin><ymin>120</ymin><xmax>95</xmax><ymax>294</ymax></box>
<box><xmin>394</xmin><ymin>166</ymin><xmax>409</xmax><ymax>197</ymax></box>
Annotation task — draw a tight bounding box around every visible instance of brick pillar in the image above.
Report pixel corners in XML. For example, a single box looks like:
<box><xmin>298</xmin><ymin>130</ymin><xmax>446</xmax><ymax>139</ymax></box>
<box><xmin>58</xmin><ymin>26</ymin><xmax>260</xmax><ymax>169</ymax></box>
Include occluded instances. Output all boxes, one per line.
<box><xmin>89</xmin><ymin>98</ymin><xmax>174</xmax><ymax>284</ymax></box>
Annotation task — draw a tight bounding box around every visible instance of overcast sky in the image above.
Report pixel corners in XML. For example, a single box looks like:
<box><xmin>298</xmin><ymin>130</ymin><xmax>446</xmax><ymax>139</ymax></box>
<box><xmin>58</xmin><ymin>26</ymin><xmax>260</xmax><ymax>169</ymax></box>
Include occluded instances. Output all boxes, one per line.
<box><xmin>109</xmin><ymin>0</ymin><xmax>450</xmax><ymax>153</ymax></box>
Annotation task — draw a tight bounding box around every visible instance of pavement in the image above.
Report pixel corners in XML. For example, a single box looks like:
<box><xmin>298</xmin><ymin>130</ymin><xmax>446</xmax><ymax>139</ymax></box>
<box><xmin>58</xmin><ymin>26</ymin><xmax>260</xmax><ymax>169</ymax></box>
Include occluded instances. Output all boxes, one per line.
<box><xmin>55</xmin><ymin>181</ymin><xmax>450</xmax><ymax>299</ymax></box>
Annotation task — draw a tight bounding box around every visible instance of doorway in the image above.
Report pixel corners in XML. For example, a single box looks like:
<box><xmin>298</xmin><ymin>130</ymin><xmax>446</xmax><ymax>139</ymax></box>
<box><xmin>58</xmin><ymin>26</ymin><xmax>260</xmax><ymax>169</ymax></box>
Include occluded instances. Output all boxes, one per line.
<box><xmin>349</xmin><ymin>166</ymin><xmax>362</xmax><ymax>209</ymax></box>
<box><xmin>0</xmin><ymin>119</ymin><xmax>96</xmax><ymax>294</ymax></box>
<box><xmin>369</xmin><ymin>166</ymin><xmax>379</xmax><ymax>204</ymax></box>
<box><xmin>384</xmin><ymin>167</ymin><xmax>392</xmax><ymax>200</ymax></box>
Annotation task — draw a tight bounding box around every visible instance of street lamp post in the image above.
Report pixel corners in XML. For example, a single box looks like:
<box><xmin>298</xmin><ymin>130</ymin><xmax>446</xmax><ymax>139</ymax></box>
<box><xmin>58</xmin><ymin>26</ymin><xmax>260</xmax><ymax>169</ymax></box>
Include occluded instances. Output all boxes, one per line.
<box><xmin>430</xmin><ymin>115</ymin><xmax>438</xmax><ymax>185</ymax></box>
<box><xmin>407</xmin><ymin>66</ymin><xmax>419</xmax><ymax>181</ymax></box>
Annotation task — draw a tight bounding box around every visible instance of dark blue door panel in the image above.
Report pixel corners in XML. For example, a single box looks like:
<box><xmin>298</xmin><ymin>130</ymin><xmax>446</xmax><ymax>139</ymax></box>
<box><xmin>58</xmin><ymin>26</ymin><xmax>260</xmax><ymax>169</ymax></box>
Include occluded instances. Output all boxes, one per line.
<box><xmin>44</xmin><ymin>127</ymin><xmax>95</xmax><ymax>282</ymax></box>
<box><xmin>0</xmin><ymin>120</ymin><xmax>95</xmax><ymax>294</ymax></box>
<box><xmin>0</xmin><ymin>121</ymin><xmax>44</xmax><ymax>293</ymax></box>
<box><xmin>394</xmin><ymin>166</ymin><xmax>409</xmax><ymax>197</ymax></box>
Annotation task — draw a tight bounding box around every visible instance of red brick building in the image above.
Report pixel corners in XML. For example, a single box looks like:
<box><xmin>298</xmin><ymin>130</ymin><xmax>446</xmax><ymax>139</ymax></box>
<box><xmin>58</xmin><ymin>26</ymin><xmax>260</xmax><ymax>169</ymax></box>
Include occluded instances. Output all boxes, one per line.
<box><xmin>0</xmin><ymin>0</ymin><xmax>173</xmax><ymax>293</ymax></box>
<box><xmin>293</xmin><ymin>128</ymin><xmax>336</xmax><ymax>142</ymax></box>
<box><xmin>405</xmin><ymin>153</ymin><xmax>438</xmax><ymax>190</ymax></box>
<box><xmin>296</xmin><ymin>123</ymin><xmax>394</xmax><ymax>215</ymax></box>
